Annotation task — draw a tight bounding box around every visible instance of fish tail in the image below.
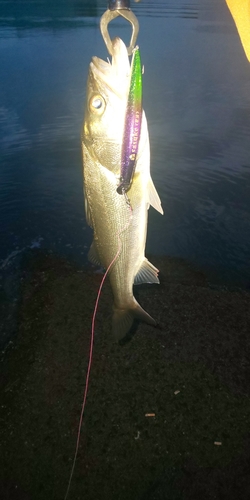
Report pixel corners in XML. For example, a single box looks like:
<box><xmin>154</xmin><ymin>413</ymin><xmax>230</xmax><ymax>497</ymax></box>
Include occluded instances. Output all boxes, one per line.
<box><xmin>112</xmin><ymin>299</ymin><xmax>157</xmax><ymax>340</ymax></box>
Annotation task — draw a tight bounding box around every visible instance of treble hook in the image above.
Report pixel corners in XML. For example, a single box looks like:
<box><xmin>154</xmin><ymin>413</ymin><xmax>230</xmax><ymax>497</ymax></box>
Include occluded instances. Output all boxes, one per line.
<box><xmin>100</xmin><ymin>0</ymin><xmax>141</xmax><ymax>56</ymax></box>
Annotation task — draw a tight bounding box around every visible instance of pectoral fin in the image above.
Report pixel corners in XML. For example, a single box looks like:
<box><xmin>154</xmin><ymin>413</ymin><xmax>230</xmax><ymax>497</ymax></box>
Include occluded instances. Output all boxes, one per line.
<box><xmin>88</xmin><ymin>241</ymin><xmax>101</xmax><ymax>266</ymax></box>
<box><xmin>147</xmin><ymin>177</ymin><xmax>164</xmax><ymax>214</ymax></box>
<box><xmin>134</xmin><ymin>258</ymin><xmax>160</xmax><ymax>285</ymax></box>
<box><xmin>84</xmin><ymin>186</ymin><xmax>93</xmax><ymax>228</ymax></box>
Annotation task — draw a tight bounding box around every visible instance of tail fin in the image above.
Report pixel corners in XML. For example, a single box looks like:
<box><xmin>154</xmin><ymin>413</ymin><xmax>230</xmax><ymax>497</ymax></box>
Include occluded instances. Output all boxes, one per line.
<box><xmin>112</xmin><ymin>298</ymin><xmax>157</xmax><ymax>340</ymax></box>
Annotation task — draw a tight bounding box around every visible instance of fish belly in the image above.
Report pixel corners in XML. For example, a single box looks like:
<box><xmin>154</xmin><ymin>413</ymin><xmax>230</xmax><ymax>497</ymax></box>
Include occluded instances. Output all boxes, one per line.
<box><xmin>83</xmin><ymin>142</ymin><xmax>147</xmax><ymax>308</ymax></box>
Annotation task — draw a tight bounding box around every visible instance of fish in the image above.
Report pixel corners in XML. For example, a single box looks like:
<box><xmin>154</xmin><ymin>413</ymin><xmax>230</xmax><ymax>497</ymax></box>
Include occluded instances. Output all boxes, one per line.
<box><xmin>82</xmin><ymin>37</ymin><xmax>163</xmax><ymax>340</ymax></box>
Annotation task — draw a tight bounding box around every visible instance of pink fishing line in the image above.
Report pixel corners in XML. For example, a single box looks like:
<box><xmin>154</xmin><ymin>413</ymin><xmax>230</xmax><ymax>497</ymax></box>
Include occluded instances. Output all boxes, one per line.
<box><xmin>64</xmin><ymin>201</ymin><xmax>133</xmax><ymax>500</ymax></box>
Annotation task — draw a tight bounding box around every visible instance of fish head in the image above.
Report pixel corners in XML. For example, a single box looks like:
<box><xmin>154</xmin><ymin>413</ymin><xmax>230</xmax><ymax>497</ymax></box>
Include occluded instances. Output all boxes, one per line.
<box><xmin>83</xmin><ymin>37</ymin><xmax>130</xmax><ymax>173</ymax></box>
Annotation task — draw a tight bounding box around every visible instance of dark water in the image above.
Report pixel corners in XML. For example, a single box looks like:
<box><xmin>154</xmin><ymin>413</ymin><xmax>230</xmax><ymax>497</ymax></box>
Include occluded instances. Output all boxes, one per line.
<box><xmin>1</xmin><ymin>0</ymin><xmax>250</xmax><ymax>287</ymax></box>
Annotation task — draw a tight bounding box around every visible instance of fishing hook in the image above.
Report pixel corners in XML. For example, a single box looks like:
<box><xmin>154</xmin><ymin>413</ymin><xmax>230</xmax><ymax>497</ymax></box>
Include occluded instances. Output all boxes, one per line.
<box><xmin>100</xmin><ymin>0</ymin><xmax>141</xmax><ymax>56</ymax></box>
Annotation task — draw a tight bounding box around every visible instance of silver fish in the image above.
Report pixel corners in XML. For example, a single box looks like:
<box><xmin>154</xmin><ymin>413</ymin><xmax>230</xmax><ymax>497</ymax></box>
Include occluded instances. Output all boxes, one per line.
<box><xmin>82</xmin><ymin>37</ymin><xmax>163</xmax><ymax>339</ymax></box>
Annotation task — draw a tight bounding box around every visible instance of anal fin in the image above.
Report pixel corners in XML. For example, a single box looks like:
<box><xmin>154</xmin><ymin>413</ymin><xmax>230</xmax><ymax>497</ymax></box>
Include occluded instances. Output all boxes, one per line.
<box><xmin>134</xmin><ymin>258</ymin><xmax>160</xmax><ymax>285</ymax></box>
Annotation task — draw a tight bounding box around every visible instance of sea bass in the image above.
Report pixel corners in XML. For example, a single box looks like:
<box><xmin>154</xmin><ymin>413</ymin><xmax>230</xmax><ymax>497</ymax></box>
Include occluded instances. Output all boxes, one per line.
<box><xmin>82</xmin><ymin>37</ymin><xmax>163</xmax><ymax>339</ymax></box>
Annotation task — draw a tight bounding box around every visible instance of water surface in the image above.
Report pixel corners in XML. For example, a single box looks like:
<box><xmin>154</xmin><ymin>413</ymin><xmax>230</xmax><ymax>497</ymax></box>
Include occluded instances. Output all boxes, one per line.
<box><xmin>0</xmin><ymin>0</ymin><xmax>250</xmax><ymax>287</ymax></box>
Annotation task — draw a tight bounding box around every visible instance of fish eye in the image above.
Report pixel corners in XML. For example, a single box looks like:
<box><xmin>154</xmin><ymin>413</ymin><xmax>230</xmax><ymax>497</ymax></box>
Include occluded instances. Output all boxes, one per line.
<box><xmin>89</xmin><ymin>94</ymin><xmax>105</xmax><ymax>115</ymax></box>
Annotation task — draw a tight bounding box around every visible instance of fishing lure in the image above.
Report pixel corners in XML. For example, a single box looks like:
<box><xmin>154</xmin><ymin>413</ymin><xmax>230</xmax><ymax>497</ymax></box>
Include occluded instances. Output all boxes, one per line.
<box><xmin>117</xmin><ymin>45</ymin><xmax>142</xmax><ymax>194</ymax></box>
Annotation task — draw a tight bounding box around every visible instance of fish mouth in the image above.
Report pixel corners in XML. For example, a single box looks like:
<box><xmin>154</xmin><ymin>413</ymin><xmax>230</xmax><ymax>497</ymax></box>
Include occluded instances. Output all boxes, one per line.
<box><xmin>90</xmin><ymin>37</ymin><xmax>130</xmax><ymax>97</ymax></box>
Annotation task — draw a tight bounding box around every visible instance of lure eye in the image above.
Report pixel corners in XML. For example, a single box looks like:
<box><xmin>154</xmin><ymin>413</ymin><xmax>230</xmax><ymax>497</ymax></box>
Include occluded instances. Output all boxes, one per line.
<box><xmin>89</xmin><ymin>95</ymin><xmax>105</xmax><ymax>115</ymax></box>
